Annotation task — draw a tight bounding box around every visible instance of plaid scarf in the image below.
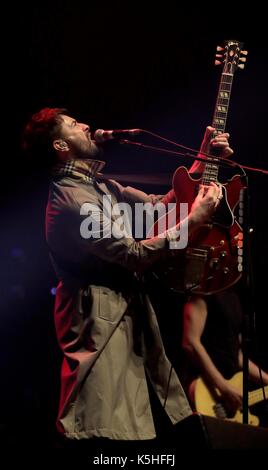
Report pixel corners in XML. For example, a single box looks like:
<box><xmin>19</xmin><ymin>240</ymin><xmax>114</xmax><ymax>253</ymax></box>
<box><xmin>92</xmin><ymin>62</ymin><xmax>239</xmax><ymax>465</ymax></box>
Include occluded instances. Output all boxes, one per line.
<box><xmin>52</xmin><ymin>159</ymin><xmax>106</xmax><ymax>183</ymax></box>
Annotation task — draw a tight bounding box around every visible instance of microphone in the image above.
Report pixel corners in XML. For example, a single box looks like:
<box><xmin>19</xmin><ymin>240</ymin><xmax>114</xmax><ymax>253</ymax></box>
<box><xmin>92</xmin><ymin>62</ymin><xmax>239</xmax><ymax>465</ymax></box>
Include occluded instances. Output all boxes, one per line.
<box><xmin>94</xmin><ymin>128</ymin><xmax>141</xmax><ymax>143</ymax></box>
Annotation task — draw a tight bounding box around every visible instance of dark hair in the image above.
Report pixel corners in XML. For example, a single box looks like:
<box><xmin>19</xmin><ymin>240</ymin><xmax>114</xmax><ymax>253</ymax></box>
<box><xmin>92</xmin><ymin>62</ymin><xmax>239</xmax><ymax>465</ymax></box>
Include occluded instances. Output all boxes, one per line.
<box><xmin>22</xmin><ymin>107</ymin><xmax>67</xmax><ymax>167</ymax></box>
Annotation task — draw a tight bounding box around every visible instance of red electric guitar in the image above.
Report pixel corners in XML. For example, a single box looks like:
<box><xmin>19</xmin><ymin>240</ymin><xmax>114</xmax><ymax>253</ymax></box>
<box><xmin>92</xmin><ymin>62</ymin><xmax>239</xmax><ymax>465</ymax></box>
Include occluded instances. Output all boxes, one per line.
<box><xmin>151</xmin><ymin>40</ymin><xmax>248</xmax><ymax>295</ymax></box>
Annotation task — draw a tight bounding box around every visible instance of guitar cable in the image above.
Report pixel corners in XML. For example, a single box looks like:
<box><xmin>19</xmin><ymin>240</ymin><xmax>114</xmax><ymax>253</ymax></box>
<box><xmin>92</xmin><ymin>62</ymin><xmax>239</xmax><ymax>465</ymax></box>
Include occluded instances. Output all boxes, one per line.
<box><xmin>121</xmin><ymin>129</ymin><xmax>268</xmax><ymax>176</ymax></box>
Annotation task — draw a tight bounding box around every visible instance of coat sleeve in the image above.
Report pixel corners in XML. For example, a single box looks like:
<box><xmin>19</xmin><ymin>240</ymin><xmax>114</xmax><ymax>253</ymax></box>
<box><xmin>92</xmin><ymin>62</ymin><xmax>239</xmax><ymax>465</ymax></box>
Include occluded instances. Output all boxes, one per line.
<box><xmin>110</xmin><ymin>180</ymin><xmax>176</xmax><ymax>206</ymax></box>
<box><xmin>47</xmin><ymin>183</ymin><xmax>178</xmax><ymax>273</ymax></box>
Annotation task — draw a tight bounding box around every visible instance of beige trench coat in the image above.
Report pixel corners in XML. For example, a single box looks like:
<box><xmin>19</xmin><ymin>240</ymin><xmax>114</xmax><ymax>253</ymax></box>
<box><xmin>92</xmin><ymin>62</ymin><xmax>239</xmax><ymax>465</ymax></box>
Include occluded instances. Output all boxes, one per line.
<box><xmin>46</xmin><ymin>163</ymin><xmax>192</xmax><ymax>440</ymax></box>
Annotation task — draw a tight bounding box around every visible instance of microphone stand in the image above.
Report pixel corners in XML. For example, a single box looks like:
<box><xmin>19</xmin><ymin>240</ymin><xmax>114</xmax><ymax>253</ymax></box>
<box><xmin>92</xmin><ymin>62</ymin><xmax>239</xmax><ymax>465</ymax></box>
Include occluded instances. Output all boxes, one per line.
<box><xmin>239</xmin><ymin>178</ymin><xmax>251</xmax><ymax>424</ymax></box>
<box><xmin>120</xmin><ymin>138</ymin><xmax>268</xmax><ymax>425</ymax></box>
<box><xmin>120</xmin><ymin>139</ymin><xmax>268</xmax><ymax>175</ymax></box>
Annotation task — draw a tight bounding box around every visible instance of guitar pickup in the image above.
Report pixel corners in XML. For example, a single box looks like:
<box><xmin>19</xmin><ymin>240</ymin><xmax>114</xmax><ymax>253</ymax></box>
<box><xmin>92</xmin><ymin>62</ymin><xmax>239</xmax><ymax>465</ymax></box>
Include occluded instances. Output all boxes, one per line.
<box><xmin>185</xmin><ymin>248</ymin><xmax>208</xmax><ymax>290</ymax></box>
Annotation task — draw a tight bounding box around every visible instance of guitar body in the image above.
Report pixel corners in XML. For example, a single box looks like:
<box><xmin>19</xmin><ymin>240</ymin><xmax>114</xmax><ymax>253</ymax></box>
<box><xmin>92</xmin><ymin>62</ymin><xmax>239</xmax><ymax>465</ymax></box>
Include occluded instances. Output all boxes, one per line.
<box><xmin>151</xmin><ymin>167</ymin><xmax>244</xmax><ymax>295</ymax></box>
<box><xmin>171</xmin><ymin>166</ymin><xmax>244</xmax><ymax>294</ymax></box>
<box><xmin>192</xmin><ymin>372</ymin><xmax>261</xmax><ymax>426</ymax></box>
<box><xmin>173</xmin><ymin>166</ymin><xmax>244</xmax><ymax>229</ymax></box>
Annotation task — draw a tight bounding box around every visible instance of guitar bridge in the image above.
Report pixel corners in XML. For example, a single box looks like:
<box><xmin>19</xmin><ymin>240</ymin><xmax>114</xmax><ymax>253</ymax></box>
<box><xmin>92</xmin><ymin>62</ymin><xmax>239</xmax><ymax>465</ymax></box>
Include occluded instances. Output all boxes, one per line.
<box><xmin>184</xmin><ymin>247</ymin><xmax>208</xmax><ymax>291</ymax></box>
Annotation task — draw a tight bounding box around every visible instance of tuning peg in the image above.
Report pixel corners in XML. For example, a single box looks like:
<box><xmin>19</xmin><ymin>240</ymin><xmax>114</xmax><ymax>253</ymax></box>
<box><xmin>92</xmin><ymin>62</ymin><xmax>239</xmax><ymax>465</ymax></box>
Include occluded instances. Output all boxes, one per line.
<box><xmin>239</xmin><ymin>57</ymin><xmax>247</xmax><ymax>62</ymax></box>
<box><xmin>241</xmin><ymin>50</ymin><xmax>248</xmax><ymax>55</ymax></box>
<box><xmin>215</xmin><ymin>60</ymin><xmax>222</xmax><ymax>65</ymax></box>
<box><xmin>238</xmin><ymin>63</ymin><xmax>245</xmax><ymax>69</ymax></box>
<box><xmin>216</xmin><ymin>46</ymin><xmax>224</xmax><ymax>51</ymax></box>
<box><xmin>215</xmin><ymin>54</ymin><xmax>223</xmax><ymax>58</ymax></box>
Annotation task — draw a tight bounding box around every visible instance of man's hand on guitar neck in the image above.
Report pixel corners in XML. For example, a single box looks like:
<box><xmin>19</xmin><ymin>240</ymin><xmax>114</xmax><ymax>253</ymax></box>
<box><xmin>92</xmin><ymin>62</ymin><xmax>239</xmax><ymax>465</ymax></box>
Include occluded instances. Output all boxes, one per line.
<box><xmin>201</xmin><ymin>126</ymin><xmax>234</xmax><ymax>159</ymax></box>
<box><xmin>189</xmin><ymin>126</ymin><xmax>234</xmax><ymax>174</ymax></box>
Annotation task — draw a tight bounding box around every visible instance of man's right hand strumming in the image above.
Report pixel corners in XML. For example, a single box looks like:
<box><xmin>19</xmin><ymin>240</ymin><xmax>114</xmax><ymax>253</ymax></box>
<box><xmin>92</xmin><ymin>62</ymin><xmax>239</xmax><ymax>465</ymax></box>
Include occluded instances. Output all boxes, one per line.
<box><xmin>189</xmin><ymin>182</ymin><xmax>222</xmax><ymax>228</ymax></box>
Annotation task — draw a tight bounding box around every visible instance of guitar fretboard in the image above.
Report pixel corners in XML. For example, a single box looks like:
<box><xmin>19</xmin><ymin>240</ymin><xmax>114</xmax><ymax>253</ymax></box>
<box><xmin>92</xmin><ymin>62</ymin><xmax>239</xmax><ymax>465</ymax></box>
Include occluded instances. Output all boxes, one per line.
<box><xmin>202</xmin><ymin>73</ymin><xmax>234</xmax><ymax>186</ymax></box>
<box><xmin>249</xmin><ymin>385</ymin><xmax>268</xmax><ymax>406</ymax></box>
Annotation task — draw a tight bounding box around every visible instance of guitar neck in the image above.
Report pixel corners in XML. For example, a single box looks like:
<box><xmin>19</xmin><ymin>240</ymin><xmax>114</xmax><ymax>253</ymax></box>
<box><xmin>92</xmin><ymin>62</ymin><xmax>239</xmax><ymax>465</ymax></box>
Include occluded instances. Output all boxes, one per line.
<box><xmin>249</xmin><ymin>385</ymin><xmax>268</xmax><ymax>406</ymax></box>
<box><xmin>202</xmin><ymin>72</ymin><xmax>234</xmax><ymax>186</ymax></box>
<box><xmin>212</xmin><ymin>73</ymin><xmax>234</xmax><ymax>134</ymax></box>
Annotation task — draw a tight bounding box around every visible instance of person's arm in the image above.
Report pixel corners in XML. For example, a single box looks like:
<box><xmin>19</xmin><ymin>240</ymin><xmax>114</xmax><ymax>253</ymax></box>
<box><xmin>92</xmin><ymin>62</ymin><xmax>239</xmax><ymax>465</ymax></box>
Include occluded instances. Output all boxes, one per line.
<box><xmin>238</xmin><ymin>338</ymin><xmax>268</xmax><ymax>385</ymax></box>
<box><xmin>77</xmin><ymin>183</ymin><xmax>220</xmax><ymax>272</ymax></box>
<box><xmin>182</xmin><ymin>296</ymin><xmax>242</xmax><ymax>410</ymax></box>
<box><xmin>189</xmin><ymin>126</ymin><xmax>234</xmax><ymax>174</ymax></box>
<box><xmin>111</xmin><ymin>180</ymin><xmax>176</xmax><ymax>207</ymax></box>
<box><xmin>48</xmin><ymin>180</ymin><xmax>221</xmax><ymax>273</ymax></box>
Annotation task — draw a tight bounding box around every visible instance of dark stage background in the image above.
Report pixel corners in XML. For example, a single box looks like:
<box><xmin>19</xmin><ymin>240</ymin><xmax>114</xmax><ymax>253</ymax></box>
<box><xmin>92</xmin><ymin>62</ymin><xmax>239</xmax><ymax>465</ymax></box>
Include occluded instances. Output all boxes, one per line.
<box><xmin>1</xmin><ymin>1</ymin><xmax>267</xmax><ymax>448</ymax></box>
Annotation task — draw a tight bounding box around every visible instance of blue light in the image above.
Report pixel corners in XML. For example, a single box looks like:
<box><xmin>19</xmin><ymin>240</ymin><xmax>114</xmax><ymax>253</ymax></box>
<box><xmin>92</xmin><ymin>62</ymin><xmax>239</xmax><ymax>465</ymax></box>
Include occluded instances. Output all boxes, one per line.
<box><xmin>50</xmin><ymin>287</ymin><xmax>57</xmax><ymax>296</ymax></box>
<box><xmin>11</xmin><ymin>248</ymin><xmax>25</xmax><ymax>259</ymax></box>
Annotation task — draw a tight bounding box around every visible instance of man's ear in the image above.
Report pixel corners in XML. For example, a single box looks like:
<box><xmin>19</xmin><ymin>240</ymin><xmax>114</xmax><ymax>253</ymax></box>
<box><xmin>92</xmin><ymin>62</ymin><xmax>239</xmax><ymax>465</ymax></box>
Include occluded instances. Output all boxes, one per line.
<box><xmin>53</xmin><ymin>139</ymin><xmax>69</xmax><ymax>152</ymax></box>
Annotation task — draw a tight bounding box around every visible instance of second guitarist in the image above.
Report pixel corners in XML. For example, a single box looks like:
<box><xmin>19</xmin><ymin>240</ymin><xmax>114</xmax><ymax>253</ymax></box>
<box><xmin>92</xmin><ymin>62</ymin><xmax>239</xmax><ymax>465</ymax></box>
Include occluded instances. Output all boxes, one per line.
<box><xmin>180</xmin><ymin>289</ymin><xmax>268</xmax><ymax>424</ymax></box>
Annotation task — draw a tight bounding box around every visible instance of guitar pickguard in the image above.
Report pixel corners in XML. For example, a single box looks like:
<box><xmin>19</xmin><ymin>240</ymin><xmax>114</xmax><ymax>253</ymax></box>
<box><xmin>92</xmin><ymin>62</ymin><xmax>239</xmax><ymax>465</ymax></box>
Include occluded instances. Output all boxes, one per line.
<box><xmin>211</xmin><ymin>185</ymin><xmax>235</xmax><ymax>228</ymax></box>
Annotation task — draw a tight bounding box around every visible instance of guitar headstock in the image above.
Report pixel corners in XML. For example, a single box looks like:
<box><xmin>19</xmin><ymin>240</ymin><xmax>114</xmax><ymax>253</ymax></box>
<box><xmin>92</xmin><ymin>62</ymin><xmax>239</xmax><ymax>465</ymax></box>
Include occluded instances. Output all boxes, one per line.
<box><xmin>215</xmin><ymin>39</ymin><xmax>247</xmax><ymax>74</ymax></box>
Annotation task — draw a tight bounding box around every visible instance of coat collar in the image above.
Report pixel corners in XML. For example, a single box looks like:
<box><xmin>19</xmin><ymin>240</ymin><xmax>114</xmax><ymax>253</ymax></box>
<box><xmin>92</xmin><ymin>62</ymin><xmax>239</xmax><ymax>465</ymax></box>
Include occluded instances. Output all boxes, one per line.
<box><xmin>52</xmin><ymin>158</ymin><xmax>106</xmax><ymax>183</ymax></box>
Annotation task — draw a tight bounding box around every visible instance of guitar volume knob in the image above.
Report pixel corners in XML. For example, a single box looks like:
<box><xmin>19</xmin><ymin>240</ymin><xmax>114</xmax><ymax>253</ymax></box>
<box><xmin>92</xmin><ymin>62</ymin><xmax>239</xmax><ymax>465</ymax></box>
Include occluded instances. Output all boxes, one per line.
<box><xmin>210</xmin><ymin>258</ymin><xmax>219</xmax><ymax>270</ymax></box>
